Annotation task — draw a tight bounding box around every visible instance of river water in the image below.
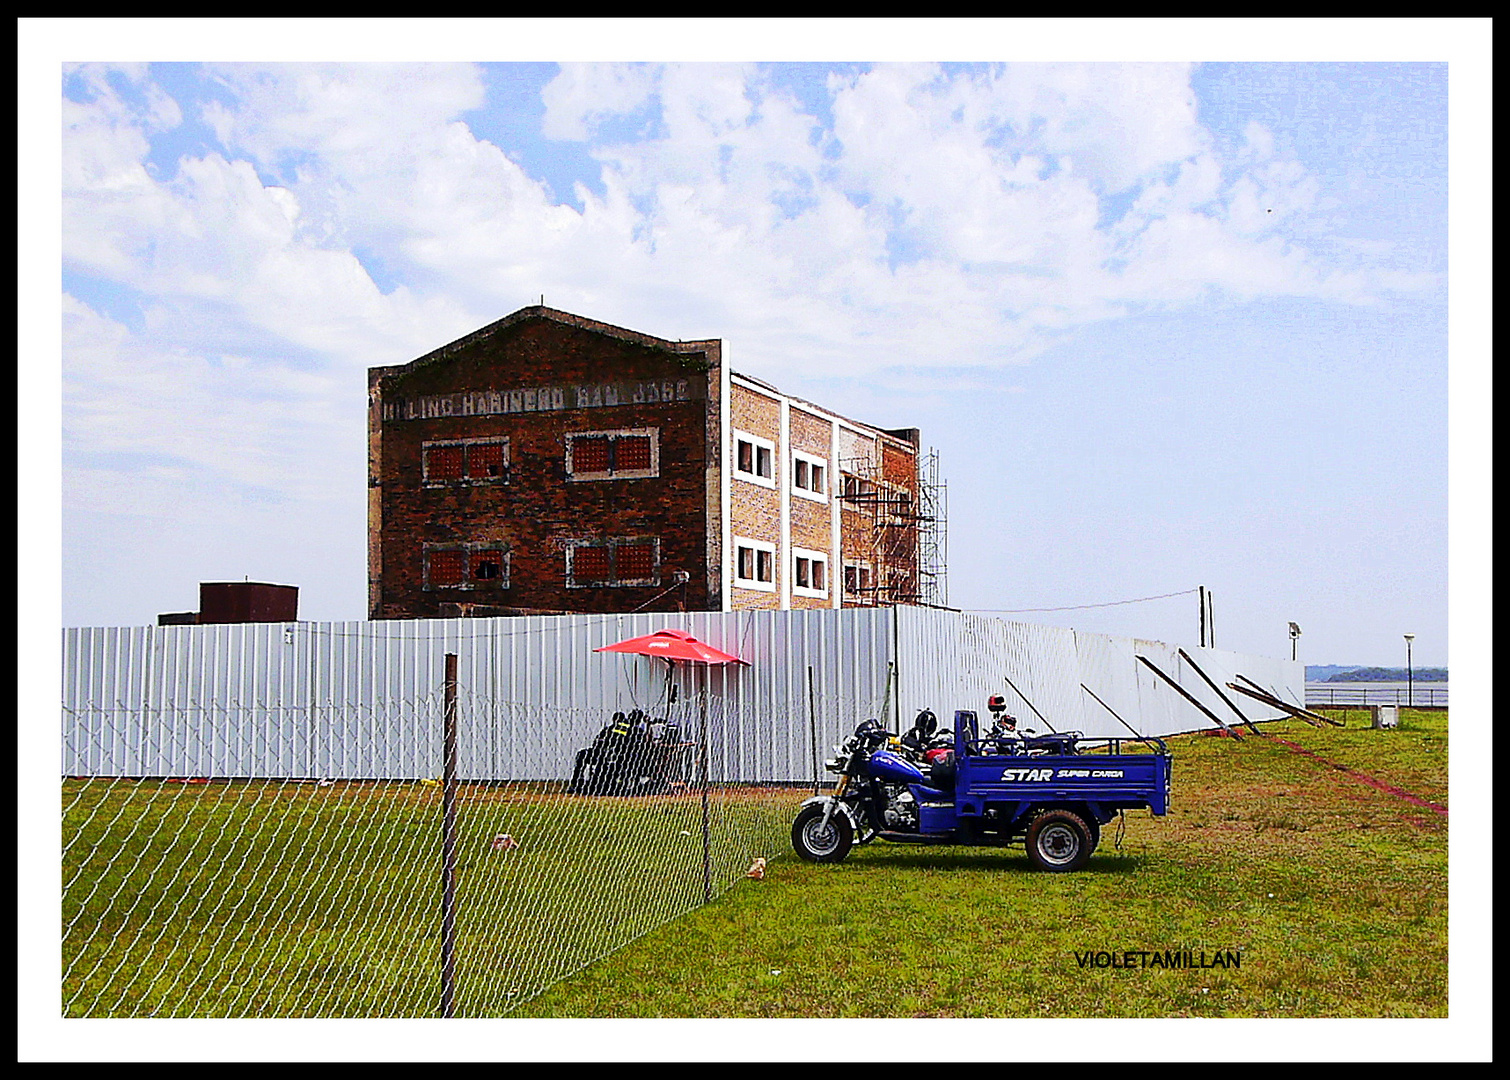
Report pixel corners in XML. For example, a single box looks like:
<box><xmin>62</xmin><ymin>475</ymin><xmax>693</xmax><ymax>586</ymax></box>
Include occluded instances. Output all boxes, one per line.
<box><xmin>1304</xmin><ymin>681</ymin><xmax>1449</xmax><ymax>707</ymax></box>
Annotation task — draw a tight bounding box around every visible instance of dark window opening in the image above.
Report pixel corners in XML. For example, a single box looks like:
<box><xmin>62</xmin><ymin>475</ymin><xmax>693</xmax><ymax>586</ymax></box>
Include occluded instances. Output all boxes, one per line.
<box><xmin>736</xmin><ymin>437</ymin><xmax>773</xmax><ymax>480</ymax></box>
<box><xmin>796</xmin><ymin>557</ymin><xmax>826</xmax><ymax>591</ymax></box>
<box><xmin>735</xmin><ymin>544</ymin><xmax>774</xmax><ymax>586</ymax></box>
<box><xmin>795</xmin><ymin>457</ymin><xmax>827</xmax><ymax>496</ymax></box>
<box><xmin>424</xmin><ymin>545</ymin><xmax>509</xmax><ymax>590</ymax></box>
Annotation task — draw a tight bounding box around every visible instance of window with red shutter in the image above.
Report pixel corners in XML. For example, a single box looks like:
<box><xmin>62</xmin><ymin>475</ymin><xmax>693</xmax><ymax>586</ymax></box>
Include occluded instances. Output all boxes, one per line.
<box><xmin>467</xmin><ymin>442</ymin><xmax>506</xmax><ymax>480</ymax></box>
<box><xmin>616</xmin><ymin>543</ymin><xmax>655</xmax><ymax>580</ymax></box>
<box><xmin>568</xmin><ymin>538</ymin><xmax>659</xmax><ymax>587</ymax></box>
<box><xmin>614</xmin><ymin>435</ymin><xmax>652</xmax><ymax>472</ymax></box>
<box><xmin>423</xmin><ymin>440</ymin><xmax>507</xmax><ymax>486</ymax></box>
<box><xmin>567</xmin><ymin>429</ymin><xmax>658</xmax><ymax>479</ymax></box>
<box><xmin>427</xmin><ymin>549</ymin><xmax>465</xmax><ymax>588</ymax></box>
<box><xmin>424</xmin><ymin>545</ymin><xmax>509</xmax><ymax>590</ymax></box>
<box><xmin>572</xmin><ymin>437</ymin><xmax>611</xmax><ymax>474</ymax></box>
<box><xmin>572</xmin><ymin>546</ymin><xmax>611</xmax><ymax>583</ymax></box>
<box><xmin>425</xmin><ymin>444</ymin><xmax>464</xmax><ymax>482</ymax></box>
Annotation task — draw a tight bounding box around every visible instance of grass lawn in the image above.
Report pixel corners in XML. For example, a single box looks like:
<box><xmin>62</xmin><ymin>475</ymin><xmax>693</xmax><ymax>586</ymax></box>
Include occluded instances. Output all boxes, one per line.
<box><xmin>513</xmin><ymin>710</ymin><xmax>1448</xmax><ymax>1018</ymax></box>
<box><xmin>62</xmin><ymin>710</ymin><xmax>1446</xmax><ymax>1018</ymax></box>
<box><xmin>62</xmin><ymin>779</ymin><xmax>790</xmax><ymax>1017</ymax></box>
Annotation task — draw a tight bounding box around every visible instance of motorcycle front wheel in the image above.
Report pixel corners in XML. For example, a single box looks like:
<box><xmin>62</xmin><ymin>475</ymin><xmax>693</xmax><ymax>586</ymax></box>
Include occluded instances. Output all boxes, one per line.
<box><xmin>791</xmin><ymin>803</ymin><xmax>855</xmax><ymax>863</ymax></box>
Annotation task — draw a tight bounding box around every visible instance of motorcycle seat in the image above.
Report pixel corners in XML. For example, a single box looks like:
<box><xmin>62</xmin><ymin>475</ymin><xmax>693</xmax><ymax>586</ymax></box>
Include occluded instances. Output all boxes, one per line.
<box><xmin>1020</xmin><ymin>733</ymin><xmax>1081</xmax><ymax>754</ymax></box>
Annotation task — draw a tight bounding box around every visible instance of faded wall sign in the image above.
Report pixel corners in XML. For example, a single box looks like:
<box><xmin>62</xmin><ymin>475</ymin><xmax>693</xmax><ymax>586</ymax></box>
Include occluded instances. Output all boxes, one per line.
<box><xmin>383</xmin><ymin>377</ymin><xmax>705</xmax><ymax>422</ymax></box>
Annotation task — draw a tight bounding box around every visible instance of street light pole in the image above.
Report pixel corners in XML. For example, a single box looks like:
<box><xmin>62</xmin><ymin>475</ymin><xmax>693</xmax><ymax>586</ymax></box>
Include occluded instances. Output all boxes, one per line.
<box><xmin>1404</xmin><ymin>634</ymin><xmax>1415</xmax><ymax>709</ymax></box>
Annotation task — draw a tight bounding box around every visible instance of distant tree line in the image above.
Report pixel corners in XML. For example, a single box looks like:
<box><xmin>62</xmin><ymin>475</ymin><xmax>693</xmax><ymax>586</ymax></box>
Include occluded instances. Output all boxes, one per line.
<box><xmin>1323</xmin><ymin>666</ymin><xmax>1448</xmax><ymax>683</ymax></box>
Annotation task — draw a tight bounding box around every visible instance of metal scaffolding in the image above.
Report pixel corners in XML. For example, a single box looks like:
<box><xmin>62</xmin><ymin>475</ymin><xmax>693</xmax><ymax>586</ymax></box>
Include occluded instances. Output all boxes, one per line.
<box><xmin>839</xmin><ymin>446</ymin><xmax>947</xmax><ymax>608</ymax></box>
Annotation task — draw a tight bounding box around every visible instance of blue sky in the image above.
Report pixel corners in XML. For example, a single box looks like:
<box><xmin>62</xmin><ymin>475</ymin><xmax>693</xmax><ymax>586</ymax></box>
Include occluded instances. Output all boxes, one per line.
<box><xmin>39</xmin><ymin>30</ymin><xmax>1479</xmax><ymax>672</ymax></box>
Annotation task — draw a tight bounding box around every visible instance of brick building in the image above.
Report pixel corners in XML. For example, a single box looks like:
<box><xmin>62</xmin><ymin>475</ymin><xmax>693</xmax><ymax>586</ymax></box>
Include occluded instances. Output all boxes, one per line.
<box><xmin>367</xmin><ymin>306</ymin><xmax>939</xmax><ymax>619</ymax></box>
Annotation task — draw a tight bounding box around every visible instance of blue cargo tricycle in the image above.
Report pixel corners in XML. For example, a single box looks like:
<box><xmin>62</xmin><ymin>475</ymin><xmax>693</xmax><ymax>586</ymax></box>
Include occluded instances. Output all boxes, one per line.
<box><xmin>792</xmin><ymin>701</ymin><xmax>1171</xmax><ymax>872</ymax></box>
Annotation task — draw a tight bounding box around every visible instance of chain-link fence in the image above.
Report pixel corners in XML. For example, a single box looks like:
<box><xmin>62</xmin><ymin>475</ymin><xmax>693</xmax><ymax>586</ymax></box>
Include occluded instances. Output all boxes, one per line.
<box><xmin>62</xmin><ymin>669</ymin><xmax>882</xmax><ymax>1018</ymax></box>
<box><xmin>61</xmin><ymin>608</ymin><xmax>1305</xmax><ymax>1017</ymax></box>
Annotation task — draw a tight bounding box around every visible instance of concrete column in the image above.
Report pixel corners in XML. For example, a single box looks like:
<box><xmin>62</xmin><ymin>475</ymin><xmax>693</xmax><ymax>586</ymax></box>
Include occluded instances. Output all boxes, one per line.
<box><xmin>830</xmin><ymin>417</ymin><xmax>842</xmax><ymax>608</ymax></box>
<box><xmin>779</xmin><ymin>396</ymin><xmax>791</xmax><ymax>610</ymax></box>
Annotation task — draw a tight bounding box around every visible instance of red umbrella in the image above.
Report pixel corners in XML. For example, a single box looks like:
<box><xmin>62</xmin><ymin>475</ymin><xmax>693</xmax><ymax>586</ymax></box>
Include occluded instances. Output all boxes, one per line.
<box><xmin>594</xmin><ymin>628</ymin><xmax>748</xmax><ymax>666</ymax></box>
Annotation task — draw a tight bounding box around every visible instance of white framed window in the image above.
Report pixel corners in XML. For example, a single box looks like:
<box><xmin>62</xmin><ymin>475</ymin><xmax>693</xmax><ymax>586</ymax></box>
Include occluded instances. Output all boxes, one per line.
<box><xmin>423</xmin><ymin>543</ymin><xmax>511</xmax><ymax>591</ymax></box>
<box><xmin>733</xmin><ymin>536</ymin><xmax>777</xmax><ymax>592</ymax></box>
<box><xmin>565</xmin><ymin>428</ymin><xmax>659</xmax><ymax>481</ymax></box>
<box><xmin>565</xmin><ymin>536</ymin><xmax>661</xmax><ymax>588</ymax></box>
<box><xmin>792</xmin><ymin>450</ymin><xmax>828</xmax><ymax>503</ymax></box>
<box><xmin>732</xmin><ymin>430</ymin><xmax>776</xmax><ymax>488</ymax></box>
<box><xmin>792</xmin><ymin>547</ymin><xmax>829</xmax><ymax>599</ymax></box>
<box><xmin>422</xmin><ymin>437</ymin><xmax>510</xmax><ymax>487</ymax></box>
<box><xmin>843</xmin><ymin>560</ymin><xmax>874</xmax><ymax>599</ymax></box>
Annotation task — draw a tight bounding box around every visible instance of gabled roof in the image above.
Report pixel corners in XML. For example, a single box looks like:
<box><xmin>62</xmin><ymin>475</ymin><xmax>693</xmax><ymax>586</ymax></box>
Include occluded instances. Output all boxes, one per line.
<box><xmin>378</xmin><ymin>305</ymin><xmax>719</xmax><ymax>378</ymax></box>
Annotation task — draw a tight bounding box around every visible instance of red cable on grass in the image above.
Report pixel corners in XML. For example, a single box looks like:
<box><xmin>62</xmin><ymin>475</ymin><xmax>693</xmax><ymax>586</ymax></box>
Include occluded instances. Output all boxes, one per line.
<box><xmin>1259</xmin><ymin>735</ymin><xmax>1448</xmax><ymax>816</ymax></box>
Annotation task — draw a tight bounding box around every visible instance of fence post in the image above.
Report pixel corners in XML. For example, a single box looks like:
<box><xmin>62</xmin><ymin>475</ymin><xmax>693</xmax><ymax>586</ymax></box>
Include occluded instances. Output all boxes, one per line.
<box><xmin>807</xmin><ymin>665</ymin><xmax>819</xmax><ymax>795</ymax></box>
<box><xmin>700</xmin><ymin>682</ymin><xmax>711</xmax><ymax>904</ymax></box>
<box><xmin>440</xmin><ymin>652</ymin><xmax>458</xmax><ymax>1018</ymax></box>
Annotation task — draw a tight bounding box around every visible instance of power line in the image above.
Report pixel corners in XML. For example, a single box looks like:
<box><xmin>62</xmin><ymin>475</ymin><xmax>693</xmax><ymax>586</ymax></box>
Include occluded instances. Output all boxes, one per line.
<box><xmin>967</xmin><ymin>588</ymin><xmax>1200</xmax><ymax>615</ymax></box>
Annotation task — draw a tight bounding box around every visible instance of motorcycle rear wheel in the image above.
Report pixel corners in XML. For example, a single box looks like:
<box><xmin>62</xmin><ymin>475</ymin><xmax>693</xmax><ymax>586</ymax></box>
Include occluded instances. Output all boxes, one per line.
<box><xmin>792</xmin><ymin>803</ymin><xmax>855</xmax><ymax>863</ymax></box>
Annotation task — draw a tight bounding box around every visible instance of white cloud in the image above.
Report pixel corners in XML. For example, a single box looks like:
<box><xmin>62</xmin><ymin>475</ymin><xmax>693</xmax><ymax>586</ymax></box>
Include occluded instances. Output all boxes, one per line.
<box><xmin>540</xmin><ymin>62</ymin><xmax>660</xmax><ymax>141</ymax></box>
<box><xmin>59</xmin><ymin>60</ymin><xmax>1443</xmax><ymax>621</ymax></box>
<box><xmin>65</xmin><ymin>60</ymin><xmax>1438</xmax><ymax>385</ymax></box>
